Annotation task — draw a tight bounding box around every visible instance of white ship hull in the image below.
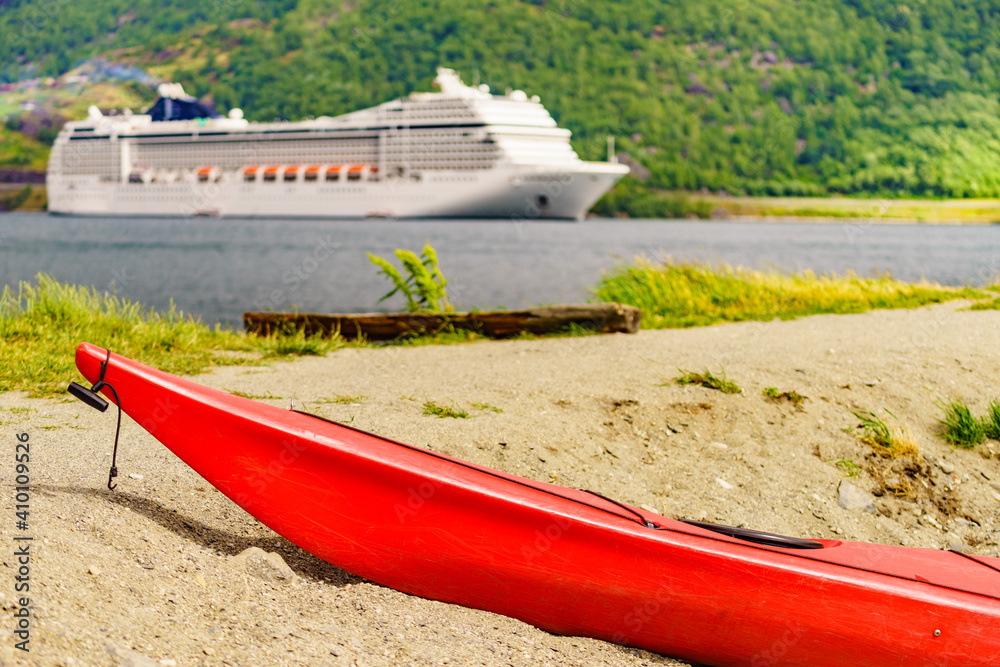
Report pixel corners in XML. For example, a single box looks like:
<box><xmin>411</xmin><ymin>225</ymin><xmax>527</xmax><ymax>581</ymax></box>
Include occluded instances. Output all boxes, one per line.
<box><xmin>46</xmin><ymin>69</ymin><xmax>630</xmax><ymax>220</ymax></box>
<box><xmin>48</xmin><ymin>163</ymin><xmax>625</xmax><ymax>220</ymax></box>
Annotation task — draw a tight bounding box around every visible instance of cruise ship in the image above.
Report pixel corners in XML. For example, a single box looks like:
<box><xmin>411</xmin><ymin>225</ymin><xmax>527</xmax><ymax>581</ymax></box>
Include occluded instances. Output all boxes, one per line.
<box><xmin>47</xmin><ymin>68</ymin><xmax>629</xmax><ymax>219</ymax></box>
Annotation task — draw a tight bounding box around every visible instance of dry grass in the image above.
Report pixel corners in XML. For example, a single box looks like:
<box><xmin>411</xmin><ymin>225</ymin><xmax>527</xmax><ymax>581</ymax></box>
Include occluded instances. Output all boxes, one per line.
<box><xmin>595</xmin><ymin>259</ymin><xmax>987</xmax><ymax>329</ymax></box>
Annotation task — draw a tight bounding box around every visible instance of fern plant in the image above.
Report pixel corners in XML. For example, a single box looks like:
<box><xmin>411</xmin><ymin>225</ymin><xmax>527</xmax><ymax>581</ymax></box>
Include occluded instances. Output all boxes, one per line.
<box><xmin>368</xmin><ymin>244</ymin><xmax>453</xmax><ymax>314</ymax></box>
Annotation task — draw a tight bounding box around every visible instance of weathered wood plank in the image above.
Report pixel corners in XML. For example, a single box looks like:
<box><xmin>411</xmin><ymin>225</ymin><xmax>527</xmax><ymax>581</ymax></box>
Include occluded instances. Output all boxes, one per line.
<box><xmin>243</xmin><ymin>303</ymin><xmax>641</xmax><ymax>341</ymax></box>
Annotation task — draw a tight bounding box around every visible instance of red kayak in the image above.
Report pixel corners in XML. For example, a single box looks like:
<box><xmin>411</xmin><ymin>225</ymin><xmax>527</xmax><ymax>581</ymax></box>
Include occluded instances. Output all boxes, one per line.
<box><xmin>71</xmin><ymin>342</ymin><xmax>1000</xmax><ymax>667</ymax></box>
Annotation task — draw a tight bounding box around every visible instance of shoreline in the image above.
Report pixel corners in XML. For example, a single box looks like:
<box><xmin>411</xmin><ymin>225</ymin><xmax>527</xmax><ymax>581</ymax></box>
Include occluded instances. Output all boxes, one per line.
<box><xmin>2</xmin><ymin>301</ymin><xmax>998</xmax><ymax>665</ymax></box>
<box><xmin>4</xmin><ymin>186</ymin><xmax>1000</xmax><ymax>224</ymax></box>
<box><xmin>691</xmin><ymin>193</ymin><xmax>1000</xmax><ymax>224</ymax></box>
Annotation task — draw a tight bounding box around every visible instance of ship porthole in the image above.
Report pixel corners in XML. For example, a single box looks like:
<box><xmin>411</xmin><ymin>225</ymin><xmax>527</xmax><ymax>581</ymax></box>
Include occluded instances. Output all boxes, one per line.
<box><xmin>536</xmin><ymin>194</ymin><xmax>550</xmax><ymax>209</ymax></box>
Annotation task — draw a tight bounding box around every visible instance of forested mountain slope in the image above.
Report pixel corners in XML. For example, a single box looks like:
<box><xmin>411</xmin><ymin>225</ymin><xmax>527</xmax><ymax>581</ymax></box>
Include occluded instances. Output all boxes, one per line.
<box><xmin>3</xmin><ymin>0</ymin><xmax>1000</xmax><ymax>198</ymax></box>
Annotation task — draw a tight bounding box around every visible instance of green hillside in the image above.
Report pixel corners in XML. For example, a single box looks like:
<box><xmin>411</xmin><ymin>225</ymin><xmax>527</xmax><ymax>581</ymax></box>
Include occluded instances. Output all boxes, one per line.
<box><xmin>4</xmin><ymin>0</ymin><xmax>1000</xmax><ymax>200</ymax></box>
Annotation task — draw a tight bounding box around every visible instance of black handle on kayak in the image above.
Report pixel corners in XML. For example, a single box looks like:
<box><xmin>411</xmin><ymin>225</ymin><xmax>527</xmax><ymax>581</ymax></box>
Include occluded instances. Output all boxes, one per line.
<box><xmin>67</xmin><ymin>348</ymin><xmax>123</xmax><ymax>490</ymax></box>
<box><xmin>68</xmin><ymin>382</ymin><xmax>109</xmax><ymax>412</ymax></box>
<box><xmin>678</xmin><ymin>519</ymin><xmax>825</xmax><ymax>550</ymax></box>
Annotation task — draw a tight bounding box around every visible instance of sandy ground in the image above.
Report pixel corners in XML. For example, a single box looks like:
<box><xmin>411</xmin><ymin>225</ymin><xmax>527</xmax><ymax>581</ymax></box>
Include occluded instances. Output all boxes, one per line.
<box><xmin>2</xmin><ymin>301</ymin><xmax>1000</xmax><ymax>667</ymax></box>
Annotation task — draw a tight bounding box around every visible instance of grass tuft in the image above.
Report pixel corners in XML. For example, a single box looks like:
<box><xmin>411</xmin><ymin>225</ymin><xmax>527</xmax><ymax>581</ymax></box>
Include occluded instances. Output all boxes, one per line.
<box><xmin>672</xmin><ymin>368</ymin><xmax>742</xmax><ymax>394</ymax></box>
<box><xmin>938</xmin><ymin>399</ymin><xmax>987</xmax><ymax>447</ymax></box>
<box><xmin>763</xmin><ymin>386</ymin><xmax>807</xmax><ymax>407</ymax></box>
<box><xmin>595</xmin><ymin>259</ymin><xmax>987</xmax><ymax>329</ymax></box>
<box><xmin>829</xmin><ymin>458</ymin><xmax>862</xmax><ymax>478</ymax></box>
<box><xmin>985</xmin><ymin>400</ymin><xmax>1000</xmax><ymax>441</ymax></box>
<box><xmin>0</xmin><ymin>273</ymin><xmax>352</xmax><ymax>397</ymax></box>
<box><xmin>0</xmin><ymin>273</ymin><xmax>252</xmax><ymax>397</ymax></box>
<box><xmin>852</xmin><ymin>409</ymin><xmax>921</xmax><ymax>460</ymax></box>
<box><xmin>471</xmin><ymin>401</ymin><xmax>503</xmax><ymax>413</ymax></box>
<box><xmin>227</xmin><ymin>389</ymin><xmax>282</xmax><ymax>400</ymax></box>
<box><xmin>317</xmin><ymin>394</ymin><xmax>366</xmax><ymax>405</ymax></box>
<box><xmin>246</xmin><ymin>328</ymin><xmax>343</xmax><ymax>358</ymax></box>
<box><xmin>422</xmin><ymin>400</ymin><xmax>469</xmax><ymax>419</ymax></box>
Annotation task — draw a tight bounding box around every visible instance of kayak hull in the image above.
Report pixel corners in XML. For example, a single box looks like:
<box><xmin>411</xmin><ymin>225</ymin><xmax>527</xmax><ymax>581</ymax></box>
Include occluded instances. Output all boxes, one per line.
<box><xmin>75</xmin><ymin>343</ymin><xmax>1000</xmax><ymax>667</ymax></box>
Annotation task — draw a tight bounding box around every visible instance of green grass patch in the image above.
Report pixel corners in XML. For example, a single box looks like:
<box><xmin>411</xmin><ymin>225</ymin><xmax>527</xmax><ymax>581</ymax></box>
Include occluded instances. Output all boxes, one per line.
<box><xmin>937</xmin><ymin>399</ymin><xmax>986</xmax><ymax>448</ymax></box>
<box><xmin>763</xmin><ymin>387</ymin><xmax>807</xmax><ymax>407</ymax></box>
<box><xmin>672</xmin><ymin>368</ymin><xmax>742</xmax><ymax>394</ymax></box>
<box><xmin>829</xmin><ymin>458</ymin><xmax>862</xmax><ymax>477</ymax></box>
<box><xmin>227</xmin><ymin>389</ymin><xmax>282</xmax><ymax>400</ymax></box>
<box><xmin>317</xmin><ymin>394</ymin><xmax>366</xmax><ymax>405</ymax></box>
<box><xmin>471</xmin><ymin>401</ymin><xmax>503</xmax><ymax>413</ymax></box>
<box><xmin>248</xmin><ymin>328</ymin><xmax>343</xmax><ymax>357</ymax></box>
<box><xmin>0</xmin><ymin>273</ymin><xmax>345</xmax><ymax>398</ymax></box>
<box><xmin>422</xmin><ymin>400</ymin><xmax>469</xmax><ymax>419</ymax></box>
<box><xmin>594</xmin><ymin>259</ymin><xmax>988</xmax><ymax>329</ymax></box>
<box><xmin>985</xmin><ymin>400</ymin><xmax>1000</xmax><ymax>441</ymax></box>
<box><xmin>967</xmin><ymin>297</ymin><xmax>1000</xmax><ymax>311</ymax></box>
<box><xmin>1</xmin><ymin>273</ymin><xmax>252</xmax><ymax>397</ymax></box>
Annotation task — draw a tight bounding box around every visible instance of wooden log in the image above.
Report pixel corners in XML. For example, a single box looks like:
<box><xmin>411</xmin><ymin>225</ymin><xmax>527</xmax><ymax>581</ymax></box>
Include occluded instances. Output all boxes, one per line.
<box><xmin>243</xmin><ymin>303</ymin><xmax>641</xmax><ymax>341</ymax></box>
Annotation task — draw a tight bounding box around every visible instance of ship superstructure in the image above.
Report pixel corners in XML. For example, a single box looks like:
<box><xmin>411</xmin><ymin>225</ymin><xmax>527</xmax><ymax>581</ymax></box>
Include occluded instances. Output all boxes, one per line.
<box><xmin>47</xmin><ymin>69</ymin><xmax>628</xmax><ymax>219</ymax></box>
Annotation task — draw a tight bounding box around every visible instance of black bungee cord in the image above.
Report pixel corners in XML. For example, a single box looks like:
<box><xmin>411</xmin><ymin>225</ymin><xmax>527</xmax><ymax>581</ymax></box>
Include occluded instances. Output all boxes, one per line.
<box><xmin>67</xmin><ymin>348</ymin><xmax>123</xmax><ymax>490</ymax></box>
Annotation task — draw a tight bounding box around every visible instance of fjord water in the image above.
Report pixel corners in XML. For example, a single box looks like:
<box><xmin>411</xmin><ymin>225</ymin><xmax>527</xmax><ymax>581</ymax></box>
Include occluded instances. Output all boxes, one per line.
<box><xmin>2</xmin><ymin>213</ymin><xmax>998</xmax><ymax>328</ymax></box>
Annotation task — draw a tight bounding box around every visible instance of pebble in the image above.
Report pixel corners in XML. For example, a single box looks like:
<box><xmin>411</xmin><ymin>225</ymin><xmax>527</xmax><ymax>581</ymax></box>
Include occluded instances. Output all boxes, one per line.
<box><xmin>837</xmin><ymin>480</ymin><xmax>876</xmax><ymax>514</ymax></box>
<box><xmin>715</xmin><ymin>478</ymin><xmax>734</xmax><ymax>490</ymax></box>
<box><xmin>232</xmin><ymin>547</ymin><xmax>296</xmax><ymax>584</ymax></box>
<box><xmin>920</xmin><ymin>514</ymin><xmax>944</xmax><ymax>531</ymax></box>
<box><xmin>937</xmin><ymin>459</ymin><xmax>955</xmax><ymax>475</ymax></box>
<box><xmin>708</xmin><ymin>442</ymin><xmax>728</xmax><ymax>450</ymax></box>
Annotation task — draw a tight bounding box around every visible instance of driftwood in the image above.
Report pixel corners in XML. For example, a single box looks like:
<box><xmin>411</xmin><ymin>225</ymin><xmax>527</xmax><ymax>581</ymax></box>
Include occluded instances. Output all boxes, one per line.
<box><xmin>243</xmin><ymin>303</ymin><xmax>641</xmax><ymax>341</ymax></box>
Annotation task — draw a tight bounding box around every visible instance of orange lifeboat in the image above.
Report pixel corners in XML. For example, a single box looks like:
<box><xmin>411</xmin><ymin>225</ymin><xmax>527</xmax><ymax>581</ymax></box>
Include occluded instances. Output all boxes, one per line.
<box><xmin>196</xmin><ymin>166</ymin><xmax>217</xmax><ymax>183</ymax></box>
<box><xmin>303</xmin><ymin>165</ymin><xmax>322</xmax><ymax>182</ymax></box>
